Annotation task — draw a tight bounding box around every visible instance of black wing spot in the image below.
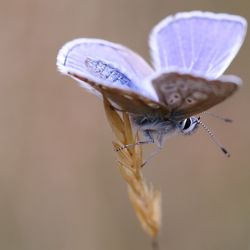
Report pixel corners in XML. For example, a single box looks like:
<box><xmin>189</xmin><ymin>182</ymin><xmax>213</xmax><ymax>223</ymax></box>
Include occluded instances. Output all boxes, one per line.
<box><xmin>167</xmin><ymin>92</ymin><xmax>181</xmax><ymax>105</ymax></box>
<box><xmin>185</xmin><ymin>97</ymin><xmax>195</xmax><ymax>104</ymax></box>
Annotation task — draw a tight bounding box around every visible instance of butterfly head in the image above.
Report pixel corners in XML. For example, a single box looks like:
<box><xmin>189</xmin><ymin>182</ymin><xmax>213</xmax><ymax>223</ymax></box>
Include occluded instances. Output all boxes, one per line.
<box><xmin>178</xmin><ymin>116</ymin><xmax>200</xmax><ymax>135</ymax></box>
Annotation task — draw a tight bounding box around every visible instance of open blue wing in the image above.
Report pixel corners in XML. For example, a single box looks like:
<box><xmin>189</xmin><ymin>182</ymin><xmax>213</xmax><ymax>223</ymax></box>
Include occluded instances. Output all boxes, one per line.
<box><xmin>57</xmin><ymin>38</ymin><xmax>157</xmax><ymax>100</ymax></box>
<box><xmin>149</xmin><ymin>11</ymin><xmax>247</xmax><ymax>78</ymax></box>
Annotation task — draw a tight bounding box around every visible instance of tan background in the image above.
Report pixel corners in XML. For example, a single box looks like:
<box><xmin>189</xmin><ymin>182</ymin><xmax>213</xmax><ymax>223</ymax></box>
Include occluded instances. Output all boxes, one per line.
<box><xmin>0</xmin><ymin>0</ymin><xmax>250</xmax><ymax>250</ymax></box>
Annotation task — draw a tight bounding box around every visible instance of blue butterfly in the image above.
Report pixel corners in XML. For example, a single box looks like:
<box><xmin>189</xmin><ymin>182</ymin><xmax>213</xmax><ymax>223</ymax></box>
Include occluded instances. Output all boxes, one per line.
<box><xmin>57</xmin><ymin>11</ymin><xmax>247</xmax><ymax>154</ymax></box>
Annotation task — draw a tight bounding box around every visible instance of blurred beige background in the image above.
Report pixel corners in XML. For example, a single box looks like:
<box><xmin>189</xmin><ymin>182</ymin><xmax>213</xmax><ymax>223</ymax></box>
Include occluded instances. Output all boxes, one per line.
<box><xmin>0</xmin><ymin>0</ymin><xmax>249</xmax><ymax>250</ymax></box>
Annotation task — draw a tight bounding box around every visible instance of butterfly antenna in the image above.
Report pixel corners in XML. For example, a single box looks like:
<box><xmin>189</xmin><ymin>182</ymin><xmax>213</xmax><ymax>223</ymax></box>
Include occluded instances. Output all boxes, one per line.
<box><xmin>198</xmin><ymin>118</ymin><xmax>230</xmax><ymax>157</ymax></box>
<box><xmin>202</xmin><ymin>111</ymin><xmax>233</xmax><ymax>123</ymax></box>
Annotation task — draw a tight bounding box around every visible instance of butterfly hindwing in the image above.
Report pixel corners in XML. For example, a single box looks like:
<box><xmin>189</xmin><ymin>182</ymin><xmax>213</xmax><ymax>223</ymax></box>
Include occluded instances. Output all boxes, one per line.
<box><xmin>71</xmin><ymin>73</ymin><xmax>169</xmax><ymax>116</ymax></box>
<box><xmin>151</xmin><ymin>71</ymin><xmax>241</xmax><ymax>119</ymax></box>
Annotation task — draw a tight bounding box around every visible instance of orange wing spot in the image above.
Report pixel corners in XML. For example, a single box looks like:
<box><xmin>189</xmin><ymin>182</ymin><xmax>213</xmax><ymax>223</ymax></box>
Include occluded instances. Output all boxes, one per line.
<box><xmin>123</xmin><ymin>94</ymin><xmax>134</xmax><ymax>100</ymax></box>
<box><xmin>148</xmin><ymin>102</ymin><xmax>160</xmax><ymax>108</ymax></box>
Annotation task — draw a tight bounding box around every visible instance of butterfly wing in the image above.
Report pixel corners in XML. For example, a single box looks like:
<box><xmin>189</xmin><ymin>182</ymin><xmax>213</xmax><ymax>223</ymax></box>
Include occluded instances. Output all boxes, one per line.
<box><xmin>150</xmin><ymin>71</ymin><xmax>241</xmax><ymax>119</ymax></box>
<box><xmin>70</xmin><ymin>73</ymin><xmax>169</xmax><ymax>115</ymax></box>
<box><xmin>57</xmin><ymin>38</ymin><xmax>157</xmax><ymax>100</ymax></box>
<box><xmin>149</xmin><ymin>11</ymin><xmax>247</xmax><ymax>78</ymax></box>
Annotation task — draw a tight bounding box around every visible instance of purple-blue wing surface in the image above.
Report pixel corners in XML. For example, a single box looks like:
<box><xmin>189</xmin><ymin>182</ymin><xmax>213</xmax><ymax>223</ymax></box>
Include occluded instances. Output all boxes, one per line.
<box><xmin>57</xmin><ymin>38</ymin><xmax>157</xmax><ymax>100</ymax></box>
<box><xmin>149</xmin><ymin>11</ymin><xmax>247</xmax><ymax>78</ymax></box>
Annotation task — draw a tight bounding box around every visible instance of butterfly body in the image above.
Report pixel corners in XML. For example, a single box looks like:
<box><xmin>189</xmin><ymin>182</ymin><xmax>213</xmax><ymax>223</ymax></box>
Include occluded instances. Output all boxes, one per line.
<box><xmin>131</xmin><ymin>113</ymin><xmax>199</xmax><ymax>147</ymax></box>
<box><xmin>57</xmin><ymin>11</ymin><xmax>247</xmax><ymax>149</ymax></box>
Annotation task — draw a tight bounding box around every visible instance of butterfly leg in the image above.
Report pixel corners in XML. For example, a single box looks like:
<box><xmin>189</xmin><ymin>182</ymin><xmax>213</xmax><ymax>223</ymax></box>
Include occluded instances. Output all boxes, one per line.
<box><xmin>141</xmin><ymin>146</ymin><xmax>162</xmax><ymax>168</ymax></box>
<box><xmin>114</xmin><ymin>129</ymin><xmax>154</xmax><ymax>152</ymax></box>
<box><xmin>114</xmin><ymin>139</ymin><xmax>154</xmax><ymax>152</ymax></box>
<box><xmin>139</xmin><ymin>129</ymin><xmax>164</xmax><ymax>167</ymax></box>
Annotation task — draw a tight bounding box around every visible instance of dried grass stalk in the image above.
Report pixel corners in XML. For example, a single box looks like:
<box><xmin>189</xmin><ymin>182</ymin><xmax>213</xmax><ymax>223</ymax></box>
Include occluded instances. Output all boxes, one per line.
<box><xmin>103</xmin><ymin>97</ymin><xmax>161</xmax><ymax>238</ymax></box>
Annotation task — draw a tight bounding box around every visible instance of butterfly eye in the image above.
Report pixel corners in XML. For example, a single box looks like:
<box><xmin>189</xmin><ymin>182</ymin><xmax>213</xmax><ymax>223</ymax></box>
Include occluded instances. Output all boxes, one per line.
<box><xmin>179</xmin><ymin>117</ymin><xmax>199</xmax><ymax>135</ymax></box>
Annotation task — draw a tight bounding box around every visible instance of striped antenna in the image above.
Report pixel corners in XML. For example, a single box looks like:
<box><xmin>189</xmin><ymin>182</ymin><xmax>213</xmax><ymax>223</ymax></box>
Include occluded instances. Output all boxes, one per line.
<box><xmin>198</xmin><ymin>117</ymin><xmax>230</xmax><ymax>157</ymax></box>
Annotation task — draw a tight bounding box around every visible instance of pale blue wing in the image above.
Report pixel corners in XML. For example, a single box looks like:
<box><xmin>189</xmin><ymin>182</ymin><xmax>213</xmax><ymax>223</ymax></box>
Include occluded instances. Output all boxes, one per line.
<box><xmin>149</xmin><ymin>11</ymin><xmax>247</xmax><ymax>78</ymax></box>
<box><xmin>57</xmin><ymin>38</ymin><xmax>157</xmax><ymax>100</ymax></box>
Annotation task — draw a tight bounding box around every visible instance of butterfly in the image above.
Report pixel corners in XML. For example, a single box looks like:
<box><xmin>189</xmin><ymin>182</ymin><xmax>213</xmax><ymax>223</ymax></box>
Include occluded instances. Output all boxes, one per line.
<box><xmin>57</xmin><ymin>11</ymin><xmax>247</xmax><ymax>153</ymax></box>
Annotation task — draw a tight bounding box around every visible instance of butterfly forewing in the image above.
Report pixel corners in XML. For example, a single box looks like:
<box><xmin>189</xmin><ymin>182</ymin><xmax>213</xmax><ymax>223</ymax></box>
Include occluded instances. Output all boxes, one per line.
<box><xmin>151</xmin><ymin>72</ymin><xmax>241</xmax><ymax>119</ymax></box>
<box><xmin>150</xmin><ymin>12</ymin><xmax>247</xmax><ymax>78</ymax></box>
<box><xmin>57</xmin><ymin>38</ymin><xmax>157</xmax><ymax>100</ymax></box>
